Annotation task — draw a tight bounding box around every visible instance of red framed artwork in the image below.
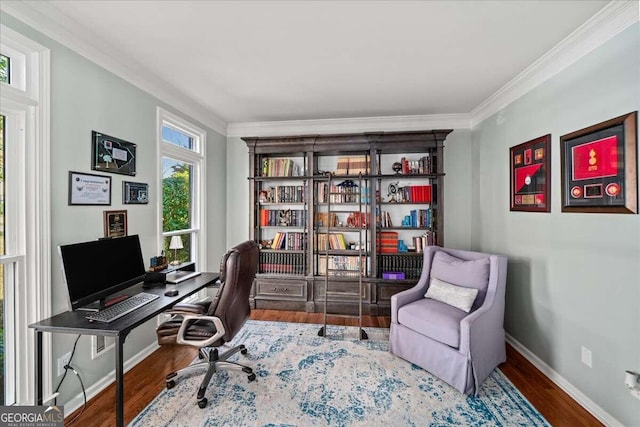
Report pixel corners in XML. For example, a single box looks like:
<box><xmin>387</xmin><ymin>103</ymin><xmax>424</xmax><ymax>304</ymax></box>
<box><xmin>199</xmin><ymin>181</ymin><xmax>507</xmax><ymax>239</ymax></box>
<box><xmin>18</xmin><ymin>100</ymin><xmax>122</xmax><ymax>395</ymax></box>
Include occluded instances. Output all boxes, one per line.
<box><xmin>510</xmin><ymin>134</ymin><xmax>551</xmax><ymax>212</ymax></box>
<box><xmin>560</xmin><ymin>111</ymin><xmax>637</xmax><ymax>214</ymax></box>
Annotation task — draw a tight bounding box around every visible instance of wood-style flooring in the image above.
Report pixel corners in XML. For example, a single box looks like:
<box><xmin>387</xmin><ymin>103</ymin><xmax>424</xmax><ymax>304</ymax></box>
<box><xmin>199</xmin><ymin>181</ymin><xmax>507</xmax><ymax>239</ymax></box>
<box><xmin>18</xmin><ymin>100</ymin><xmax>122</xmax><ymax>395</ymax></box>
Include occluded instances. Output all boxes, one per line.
<box><xmin>64</xmin><ymin>309</ymin><xmax>603</xmax><ymax>426</ymax></box>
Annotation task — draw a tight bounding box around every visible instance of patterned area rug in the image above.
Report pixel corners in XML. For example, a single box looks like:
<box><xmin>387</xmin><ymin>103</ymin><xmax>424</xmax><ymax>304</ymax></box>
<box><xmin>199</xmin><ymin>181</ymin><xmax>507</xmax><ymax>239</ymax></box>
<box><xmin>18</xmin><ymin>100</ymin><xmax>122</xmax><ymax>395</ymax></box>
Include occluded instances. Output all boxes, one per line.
<box><xmin>131</xmin><ymin>320</ymin><xmax>548</xmax><ymax>427</ymax></box>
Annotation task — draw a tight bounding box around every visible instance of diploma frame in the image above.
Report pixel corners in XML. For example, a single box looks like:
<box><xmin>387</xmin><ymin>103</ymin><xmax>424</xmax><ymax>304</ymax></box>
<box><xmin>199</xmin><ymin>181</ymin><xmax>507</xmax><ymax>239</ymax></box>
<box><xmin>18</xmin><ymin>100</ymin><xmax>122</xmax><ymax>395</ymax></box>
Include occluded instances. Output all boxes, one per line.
<box><xmin>68</xmin><ymin>171</ymin><xmax>112</xmax><ymax>206</ymax></box>
<box><xmin>560</xmin><ymin>111</ymin><xmax>637</xmax><ymax>214</ymax></box>
<box><xmin>510</xmin><ymin>134</ymin><xmax>551</xmax><ymax>212</ymax></box>
<box><xmin>103</xmin><ymin>210</ymin><xmax>128</xmax><ymax>238</ymax></box>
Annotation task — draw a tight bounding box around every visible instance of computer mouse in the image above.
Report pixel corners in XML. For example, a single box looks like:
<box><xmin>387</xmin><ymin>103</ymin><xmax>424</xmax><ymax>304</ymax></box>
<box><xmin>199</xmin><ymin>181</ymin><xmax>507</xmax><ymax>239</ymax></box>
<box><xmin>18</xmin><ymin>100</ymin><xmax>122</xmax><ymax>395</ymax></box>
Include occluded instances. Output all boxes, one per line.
<box><xmin>164</xmin><ymin>289</ymin><xmax>179</xmax><ymax>297</ymax></box>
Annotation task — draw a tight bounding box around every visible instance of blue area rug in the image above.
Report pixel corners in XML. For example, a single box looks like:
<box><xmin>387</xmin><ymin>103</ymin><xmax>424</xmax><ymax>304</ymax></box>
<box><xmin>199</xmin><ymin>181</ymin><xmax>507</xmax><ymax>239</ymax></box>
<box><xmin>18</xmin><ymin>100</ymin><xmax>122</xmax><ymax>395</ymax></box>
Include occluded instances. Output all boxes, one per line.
<box><xmin>131</xmin><ymin>320</ymin><xmax>548</xmax><ymax>426</ymax></box>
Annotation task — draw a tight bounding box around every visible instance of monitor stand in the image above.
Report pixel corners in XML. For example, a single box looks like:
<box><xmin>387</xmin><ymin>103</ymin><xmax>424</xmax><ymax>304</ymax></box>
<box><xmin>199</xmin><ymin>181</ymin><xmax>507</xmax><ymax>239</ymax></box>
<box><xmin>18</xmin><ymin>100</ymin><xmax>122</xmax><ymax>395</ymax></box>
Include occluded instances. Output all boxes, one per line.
<box><xmin>76</xmin><ymin>293</ymin><xmax>130</xmax><ymax>312</ymax></box>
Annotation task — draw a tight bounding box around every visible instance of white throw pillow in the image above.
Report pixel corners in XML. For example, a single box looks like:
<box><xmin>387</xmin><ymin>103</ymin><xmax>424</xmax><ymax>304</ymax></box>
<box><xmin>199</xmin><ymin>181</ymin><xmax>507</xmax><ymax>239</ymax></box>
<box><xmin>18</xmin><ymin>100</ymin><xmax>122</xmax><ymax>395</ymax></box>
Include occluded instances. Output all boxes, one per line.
<box><xmin>425</xmin><ymin>277</ymin><xmax>479</xmax><ymax>313</ymax></box>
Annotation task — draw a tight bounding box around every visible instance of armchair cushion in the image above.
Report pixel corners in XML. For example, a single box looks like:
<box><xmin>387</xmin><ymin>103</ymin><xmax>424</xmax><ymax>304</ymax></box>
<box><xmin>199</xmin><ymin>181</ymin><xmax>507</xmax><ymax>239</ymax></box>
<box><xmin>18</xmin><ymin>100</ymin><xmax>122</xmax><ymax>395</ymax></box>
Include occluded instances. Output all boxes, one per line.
<box><xmin>425</xmin><ymin>277</ymin><xmax>478</xmax><ymax>313</ymax></box>
<box><xmin>430</xmin><ymin>251</ymin><xmax>490</xmax><ymax>311</ymax></box>
<box><xmin>397</xmin><ymin>298</ymin><xmax>468</xmax><ymax>348</ymax></box>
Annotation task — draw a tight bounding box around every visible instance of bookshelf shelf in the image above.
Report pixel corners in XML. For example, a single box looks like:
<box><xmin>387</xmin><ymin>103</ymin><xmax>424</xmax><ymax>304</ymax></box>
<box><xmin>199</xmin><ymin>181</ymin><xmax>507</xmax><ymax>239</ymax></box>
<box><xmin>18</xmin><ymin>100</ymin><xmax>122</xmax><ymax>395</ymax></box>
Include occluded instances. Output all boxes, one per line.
<box><xmin>244</xmin><ymin>130</ymin><xmax>452</xmax><ymax>315</ymax></box>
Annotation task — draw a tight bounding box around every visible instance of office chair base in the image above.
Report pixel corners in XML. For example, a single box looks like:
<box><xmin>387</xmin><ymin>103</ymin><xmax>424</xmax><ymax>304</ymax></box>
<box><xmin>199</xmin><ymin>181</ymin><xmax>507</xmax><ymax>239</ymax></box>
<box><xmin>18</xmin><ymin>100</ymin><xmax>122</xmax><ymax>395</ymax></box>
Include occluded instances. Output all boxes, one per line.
<box><xmin>164</xmin><ymin>344</ymin><xmax>255</xmax><ymax>407</ymax></box>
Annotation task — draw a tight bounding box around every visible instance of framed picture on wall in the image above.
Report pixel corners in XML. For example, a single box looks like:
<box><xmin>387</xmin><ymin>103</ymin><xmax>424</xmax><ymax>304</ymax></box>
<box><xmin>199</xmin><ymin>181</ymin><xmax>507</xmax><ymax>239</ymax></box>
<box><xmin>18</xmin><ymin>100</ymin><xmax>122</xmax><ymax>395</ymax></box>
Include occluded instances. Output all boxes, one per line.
<box><xmin>510</xmin><ymin>134</ymin><xmax>551</xmax><ymax>212</ymax></box>
<box><xmin>103</xmin><ymin>210</ymin><xmax>128</xmax><ymax>238</ymax></box>
<box><xmin>91</xmin><ymin>131</ymin><xmax>137</xmax><ymax>176</ymax></box>
<box><xmin>123</xmin><ymin>181</ymin><xmax>149</xmax><ymax>204</ymax></box>
<box><xmin>560</xmin><ymin>111</ymin><xmax>637</xmax><ymax>214</ymax></box>
<box><xmin>68</xmin><ymin>171</ymin><xmax>111</xmax><ymax>205</ymax></box>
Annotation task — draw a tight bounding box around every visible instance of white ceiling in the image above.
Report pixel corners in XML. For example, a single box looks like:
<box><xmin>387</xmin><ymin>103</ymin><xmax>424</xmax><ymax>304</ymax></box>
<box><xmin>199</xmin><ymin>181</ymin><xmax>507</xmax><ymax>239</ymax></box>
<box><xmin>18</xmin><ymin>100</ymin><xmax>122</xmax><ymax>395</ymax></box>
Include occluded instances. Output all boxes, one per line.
<box><xmin>7</xmin><ymin>1</ymin><xmax>614</xmax><ymax>126</ymax></box>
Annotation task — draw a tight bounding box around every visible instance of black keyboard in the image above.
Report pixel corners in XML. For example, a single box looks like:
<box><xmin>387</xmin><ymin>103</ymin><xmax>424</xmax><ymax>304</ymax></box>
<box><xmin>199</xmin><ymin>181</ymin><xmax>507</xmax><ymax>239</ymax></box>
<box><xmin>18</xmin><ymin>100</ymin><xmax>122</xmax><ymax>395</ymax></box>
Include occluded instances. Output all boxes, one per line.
<box><xmin>86</xmin><ymin>292</ymin><xmax>159</xmax><ymax>323</ymax></box>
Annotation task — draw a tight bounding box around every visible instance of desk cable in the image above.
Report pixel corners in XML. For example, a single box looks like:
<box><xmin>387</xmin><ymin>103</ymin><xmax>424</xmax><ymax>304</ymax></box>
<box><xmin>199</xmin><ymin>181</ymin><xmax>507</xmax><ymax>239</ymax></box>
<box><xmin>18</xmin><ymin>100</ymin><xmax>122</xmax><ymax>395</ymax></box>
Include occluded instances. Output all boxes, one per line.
<box><xmin>53</xmin><ymin>334</ymin><xmax>87</xmax><ymax>426</ymax></box>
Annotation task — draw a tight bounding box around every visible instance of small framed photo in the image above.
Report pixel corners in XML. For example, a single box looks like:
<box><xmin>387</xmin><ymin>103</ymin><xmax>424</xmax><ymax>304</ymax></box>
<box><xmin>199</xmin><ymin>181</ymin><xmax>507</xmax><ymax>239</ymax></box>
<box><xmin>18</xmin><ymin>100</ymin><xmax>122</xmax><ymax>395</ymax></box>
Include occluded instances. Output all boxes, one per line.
<box><xmin>103</xmin><ymin>210</ymin><xmax>128</xmax><ymax>238</ymax></box>
<box><xmin>91</xmin><ymin>131</ymin><xmax>137</xmax><ymax>176</ymax></box>
<box><xmin>123</xmin><ymin>181</ymin><xmax>149</xmax><ymax>204</ymax></box>
<box><xmin>510</xmin><ymin>135</ymin><xmax>551</xmax><ymax>212</ymax></box>
<box><xmin>68</xmin><ymin>171</ymin><xmax>111</xmax><ymax>205</ymax></box>
<box><xmin>560</xmin><ymin>111</ymin><xmax>637</xmax><ymax>214</ymax></box>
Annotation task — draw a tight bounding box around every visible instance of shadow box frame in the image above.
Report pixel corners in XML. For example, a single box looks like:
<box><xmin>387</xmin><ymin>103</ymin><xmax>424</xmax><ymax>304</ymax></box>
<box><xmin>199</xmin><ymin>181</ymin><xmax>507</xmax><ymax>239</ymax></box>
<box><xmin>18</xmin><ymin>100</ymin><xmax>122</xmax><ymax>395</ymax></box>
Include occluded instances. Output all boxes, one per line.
<box><xmin>560</xmin><ymin>111</ymin><xmax>637</xmax><ymax>214</ymax></box>
<box><xmin>91</xmin><ymin>130</ymin><xmax>137</xmax><ymax>176</ymax></box>
<box><xmin>509</xmin><ymin>134</ymin><xmax>551</xmax><ymax>212</ymax></box>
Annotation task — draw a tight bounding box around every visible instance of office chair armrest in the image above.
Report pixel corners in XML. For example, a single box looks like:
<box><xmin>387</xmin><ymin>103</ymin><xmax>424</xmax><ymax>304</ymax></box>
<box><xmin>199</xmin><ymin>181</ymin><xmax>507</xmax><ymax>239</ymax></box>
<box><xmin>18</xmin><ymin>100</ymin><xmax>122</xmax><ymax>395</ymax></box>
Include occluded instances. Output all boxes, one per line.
<box><xmin>176</xmin><ymin>315</ymin><xmax>226</xmax><ymax>347</ymax></box>
<box><xmin>165</xmin><ymin>303</ymin><xmax>207</xmax><ymax>315</ymax></box>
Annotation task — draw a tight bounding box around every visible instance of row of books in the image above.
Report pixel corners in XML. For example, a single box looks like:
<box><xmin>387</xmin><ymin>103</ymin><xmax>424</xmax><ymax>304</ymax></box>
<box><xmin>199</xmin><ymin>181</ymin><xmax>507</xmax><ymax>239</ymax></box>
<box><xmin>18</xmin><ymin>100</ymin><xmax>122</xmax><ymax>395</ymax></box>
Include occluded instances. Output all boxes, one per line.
<box><xmin>260</xmin><ymin>158</ymin><xmax>303</xmax><ymax>177</ymax></box>
<box><xmin>317</xmin><ymin>182</ymin><xmax>364</xmax><ymax>204</ymax></box>
<box><xmin>260</xmin><ymin>185</ymin><xmax>305</xmax><ymax>203</ymax></box>
<box><xmin>315</xmin><ymin>233</ymin><xmax>348</xmax><ymax>250</ymax></box>
<box><xmin>393</xmin><ymin>185</ymin><xmax>433</xmax><ymax>203</ymax></box>
<box><xmin>335</xmin><ymin>156</ymin><xmax>370</xmax><ymax>175</ymax></box>
<box><xmin>259</xmin><ymin>209</ymin><xmax>305</xmax><ymax>227</ymax></box>
<box><xmin>317</xmin><ymin>255</ymin><xmax>368</xmax><ymax>276</ymax></box>
<box><xmin>270</xmin><ymin>232</ymin><xmax>307</xmax><ymax>250</ymax></box>
<box><xmin>398</xmin><ymin>155</ymin><xmax>437</xmax><ymax>175</ymax></box>
<box><xmin>259</xmin><ymin>251</ymin><xmax>306</xmax><ymax>275</ymax></box>
<box><xmin>377</xmin><ymin>254</ymin><xmax>424</xmax><ymax>279</ymax></box>
<box><xmin>407</xmin><ymin>209</ymin><xmax>433</xmax><ymax>228</ymax></box>
<box><xmin>414</xmin><ymin>230</ymin><xmax>437</xmax><ymax>250</ymax></box>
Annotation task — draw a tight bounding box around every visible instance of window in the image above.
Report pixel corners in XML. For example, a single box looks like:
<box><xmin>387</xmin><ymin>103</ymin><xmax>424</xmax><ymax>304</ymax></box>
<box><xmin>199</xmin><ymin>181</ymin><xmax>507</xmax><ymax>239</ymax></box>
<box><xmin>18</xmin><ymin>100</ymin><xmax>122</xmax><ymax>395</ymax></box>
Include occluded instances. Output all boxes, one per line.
<box><xmin>158</xmin><ymin>109</ymin><xmax>206</xmax><ymax>271</ymax></box>
<box><xmin>0</xmin><ymin>54</ymin><xmax>10</xmax><ymax>84</ymax></box>
<box><xmin>0</xmin><ymin>26</ymin><xmax>51</xmax><ymax>405</ymax></box>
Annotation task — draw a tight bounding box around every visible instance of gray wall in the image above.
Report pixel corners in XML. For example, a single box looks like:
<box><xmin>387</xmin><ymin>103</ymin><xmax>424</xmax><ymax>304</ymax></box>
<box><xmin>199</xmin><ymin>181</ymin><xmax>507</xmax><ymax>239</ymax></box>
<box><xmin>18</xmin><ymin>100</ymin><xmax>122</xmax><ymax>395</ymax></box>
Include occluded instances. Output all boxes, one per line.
<box><xmin>470</xmin><ymin>24</ymin><xmax>640</xmax><ymax>425</ymax></box>
<box><xmin>2</xmin><ymin>14</ymin><xmax>227</xmax><ymax>405</ymax></box>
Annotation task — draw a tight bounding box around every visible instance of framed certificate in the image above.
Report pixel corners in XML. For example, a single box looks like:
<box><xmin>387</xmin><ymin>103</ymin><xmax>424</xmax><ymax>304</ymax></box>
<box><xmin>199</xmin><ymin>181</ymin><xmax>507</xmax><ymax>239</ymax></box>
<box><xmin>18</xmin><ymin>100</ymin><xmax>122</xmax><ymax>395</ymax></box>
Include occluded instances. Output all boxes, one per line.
<box><xmin>510</xmin><ymin>135</ymin><xmax>551</xmax><ymax>212</ymax></box>
<box><xmin>560</xmin><ymin>111</ymin><xmax>637</xmax><ymax>214</ymax></box>
<box><xmin>68</xmin><ymin>171</ymin><xmax>111</xmax><ymax>205</ymax></box>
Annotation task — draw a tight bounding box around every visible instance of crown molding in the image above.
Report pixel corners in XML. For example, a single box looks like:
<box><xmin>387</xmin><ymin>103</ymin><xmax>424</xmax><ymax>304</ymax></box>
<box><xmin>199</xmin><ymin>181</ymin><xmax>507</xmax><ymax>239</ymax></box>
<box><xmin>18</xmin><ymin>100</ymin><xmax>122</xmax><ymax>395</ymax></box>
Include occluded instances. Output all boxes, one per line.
<box><xmin>470</xmin><ymin>0</ymin><xmax>639</xmax><ymax>128</ymax></box>
<box><xmin>0</xmin><ymin>1</ymin><xmax>228</xmax><ymax>136</ymax></box>
<box><xmin>227</xmin><ymin>113</ymin><xmax>471</xmax><ymax>138</ymax></box>
<box><xmin>2</xmin><ymin>1</ymin><xmax>636</xmax><ymax>138</ymax></box>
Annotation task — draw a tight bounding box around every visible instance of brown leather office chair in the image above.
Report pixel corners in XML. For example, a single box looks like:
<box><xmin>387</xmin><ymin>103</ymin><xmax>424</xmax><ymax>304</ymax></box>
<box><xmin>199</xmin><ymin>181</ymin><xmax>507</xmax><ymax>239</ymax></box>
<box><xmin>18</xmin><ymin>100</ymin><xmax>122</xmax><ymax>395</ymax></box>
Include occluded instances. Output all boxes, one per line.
<box><xmin>156</xmin><ymin>240</ymin><xmax>259</xmax><ymax>408</ymax></box>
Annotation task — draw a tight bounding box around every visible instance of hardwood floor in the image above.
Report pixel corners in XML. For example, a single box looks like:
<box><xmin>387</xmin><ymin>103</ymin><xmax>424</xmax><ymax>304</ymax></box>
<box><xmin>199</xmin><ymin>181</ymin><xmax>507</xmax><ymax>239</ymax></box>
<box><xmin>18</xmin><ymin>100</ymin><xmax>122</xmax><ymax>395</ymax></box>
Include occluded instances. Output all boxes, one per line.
<box><xmin>65</xmin><ymin>310</ymin><xmax>602</xmax><ymax>426</ymax></box>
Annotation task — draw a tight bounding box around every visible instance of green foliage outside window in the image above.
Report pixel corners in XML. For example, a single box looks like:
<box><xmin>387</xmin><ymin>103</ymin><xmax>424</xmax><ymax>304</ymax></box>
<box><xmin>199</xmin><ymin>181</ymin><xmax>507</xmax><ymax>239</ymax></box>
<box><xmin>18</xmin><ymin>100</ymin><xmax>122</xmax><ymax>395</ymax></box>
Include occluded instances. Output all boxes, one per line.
<box><xmin>0</xmin><ymin>54</ymin><xmax>9</xmax><ymax>84</ymax></box>
<box><xmin>162</xmin><ymin>164</ymin><xmax>190</xmax><ymax>232</ymax></box>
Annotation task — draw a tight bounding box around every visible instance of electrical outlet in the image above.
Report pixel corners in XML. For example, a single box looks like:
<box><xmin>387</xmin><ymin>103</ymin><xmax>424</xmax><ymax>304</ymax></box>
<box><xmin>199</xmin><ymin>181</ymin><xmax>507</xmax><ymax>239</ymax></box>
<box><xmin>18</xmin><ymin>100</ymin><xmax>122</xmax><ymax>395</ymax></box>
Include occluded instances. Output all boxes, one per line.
<box><xmin>57</xmin><ymin>351</ymin><xmax>72</xmax><ymax>376</ymax></box>
<box><xmin>581</xmin><ymin>346</ymin><xmax>592</xmax><ymax>368</ymax></box>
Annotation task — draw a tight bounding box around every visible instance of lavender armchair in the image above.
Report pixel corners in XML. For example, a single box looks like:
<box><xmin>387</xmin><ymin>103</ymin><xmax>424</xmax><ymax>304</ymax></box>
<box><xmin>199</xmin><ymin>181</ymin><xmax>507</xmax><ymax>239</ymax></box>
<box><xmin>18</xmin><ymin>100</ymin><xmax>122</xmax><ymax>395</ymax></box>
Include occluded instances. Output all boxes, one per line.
<box><xmin>390</xmin><ymin>246</ymin><xmax>507</xmax><ymax>396</ymax></box>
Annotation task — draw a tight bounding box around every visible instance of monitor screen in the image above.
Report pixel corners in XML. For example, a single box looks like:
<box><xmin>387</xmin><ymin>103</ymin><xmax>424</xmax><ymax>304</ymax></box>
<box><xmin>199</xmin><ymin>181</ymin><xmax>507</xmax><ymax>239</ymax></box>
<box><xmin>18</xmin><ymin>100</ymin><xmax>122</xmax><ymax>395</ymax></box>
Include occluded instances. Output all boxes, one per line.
<box><xmin>59</xmin><ymin>235</ymin><xmax>146</xmax><ymax>310</ymax></box>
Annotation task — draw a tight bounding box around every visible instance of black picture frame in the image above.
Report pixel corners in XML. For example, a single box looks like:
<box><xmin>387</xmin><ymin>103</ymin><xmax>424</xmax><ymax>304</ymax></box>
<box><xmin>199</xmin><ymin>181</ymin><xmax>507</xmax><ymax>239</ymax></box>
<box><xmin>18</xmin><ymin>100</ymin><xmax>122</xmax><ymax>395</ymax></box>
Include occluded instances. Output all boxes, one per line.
<box><xmin>510</xmin><ymin>134</ymin><xmax>551</xmax><ymax>212</ymax></box>
<box><xmin>123</xmin><ymin>181</ymin><xmax>149</xmax><ymax>204</ymax></box>
<box><xmin>91</xmin><ymin>131</ymin><xmax>137</xmax><ymax>176</ymax></box>
<box><xmin>68</xmin><ymin>171</ymin><xmax>111</xmax><ymax>206</ymax></box>
<box><xmin>560</xmin><ymin>111</ymin><xmax>637</xmax><ymax>214</ymax></box>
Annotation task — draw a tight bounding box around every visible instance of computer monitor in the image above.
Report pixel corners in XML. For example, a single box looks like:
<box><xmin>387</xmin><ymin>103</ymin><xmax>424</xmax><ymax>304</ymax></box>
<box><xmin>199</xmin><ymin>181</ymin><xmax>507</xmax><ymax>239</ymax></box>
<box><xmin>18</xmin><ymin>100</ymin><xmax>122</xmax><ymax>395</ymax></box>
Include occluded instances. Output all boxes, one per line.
<box><xmin>59</xmin><ymin>235</ymin><xmax>146</xmax><ymax>311</ymax></box>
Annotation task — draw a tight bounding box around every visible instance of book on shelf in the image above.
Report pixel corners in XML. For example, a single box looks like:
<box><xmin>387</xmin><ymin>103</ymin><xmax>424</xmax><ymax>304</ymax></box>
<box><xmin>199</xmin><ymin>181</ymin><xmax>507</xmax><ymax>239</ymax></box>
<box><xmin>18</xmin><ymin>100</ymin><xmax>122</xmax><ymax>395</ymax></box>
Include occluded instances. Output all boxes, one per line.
<box><xmin>334</xmin><ymin>156</ymin><xmax>370</xmax><ymax>176</ymax></box>
<box><xmin>261</xmin><ymin>158</ymin><xmax>302</xmax><ymax>177</ymax></box>
<box><xmin>399</xmin><ymin>154</ymin><xmax>436</xmax><ymax>175</ymax></box>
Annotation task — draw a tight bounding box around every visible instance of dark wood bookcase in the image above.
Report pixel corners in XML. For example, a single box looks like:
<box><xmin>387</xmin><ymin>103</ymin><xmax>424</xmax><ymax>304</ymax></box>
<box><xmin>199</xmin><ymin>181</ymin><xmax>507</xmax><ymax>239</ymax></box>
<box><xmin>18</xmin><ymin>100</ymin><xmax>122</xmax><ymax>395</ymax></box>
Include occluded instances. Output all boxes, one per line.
<box><xmin>243</xmin><ymin>130</ymin><xmax>452</xmax><ymax>315</ymax></box>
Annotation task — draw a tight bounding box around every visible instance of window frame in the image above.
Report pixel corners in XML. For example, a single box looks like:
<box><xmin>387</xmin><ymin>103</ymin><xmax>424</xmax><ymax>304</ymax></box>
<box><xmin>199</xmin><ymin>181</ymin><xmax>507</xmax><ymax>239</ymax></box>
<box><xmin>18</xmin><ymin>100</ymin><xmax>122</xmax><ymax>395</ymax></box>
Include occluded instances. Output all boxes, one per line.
<box><xmin>0</xmin><ymin>25</ymin><xmax>51</xmax><ymax>405</ymax></box>
<box><xmin>157</xmin><ymin>108</ymin><xmax>206</xmax><ymax>273</ymax></box>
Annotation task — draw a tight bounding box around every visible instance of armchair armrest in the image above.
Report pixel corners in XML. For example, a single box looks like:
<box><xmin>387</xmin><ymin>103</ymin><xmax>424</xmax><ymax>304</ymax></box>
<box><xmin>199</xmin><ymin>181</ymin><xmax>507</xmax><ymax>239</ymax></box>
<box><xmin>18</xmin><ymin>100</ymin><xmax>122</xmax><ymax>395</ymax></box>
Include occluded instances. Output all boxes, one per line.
<box><xmin>176</xmin><ymin>315</ymin><xmax>226</xmax><ymax>347</ymax></box>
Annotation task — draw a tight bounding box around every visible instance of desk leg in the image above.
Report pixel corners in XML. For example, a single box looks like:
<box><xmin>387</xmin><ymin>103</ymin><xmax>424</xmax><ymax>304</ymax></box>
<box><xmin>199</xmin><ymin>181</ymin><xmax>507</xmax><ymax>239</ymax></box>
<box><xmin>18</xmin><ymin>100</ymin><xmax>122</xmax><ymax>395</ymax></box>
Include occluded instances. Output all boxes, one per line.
<box><xmin>115</xmin><ymin>334</ymin><xmax>125</xmax><ymax>427</ymax></box>
<box><xmin>35</xmin><ymin>330</ymin><xmax>43</xmax><ymax>405</ymax></box>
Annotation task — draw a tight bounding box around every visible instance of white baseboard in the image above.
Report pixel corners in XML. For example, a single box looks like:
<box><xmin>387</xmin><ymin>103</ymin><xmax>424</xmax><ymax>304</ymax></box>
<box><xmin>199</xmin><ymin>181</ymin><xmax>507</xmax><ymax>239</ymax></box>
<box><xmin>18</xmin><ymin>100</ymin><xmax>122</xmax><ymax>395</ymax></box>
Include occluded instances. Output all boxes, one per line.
<box><xmin>62</xmin><ymin>341</ymin><xmax>160</xmax><ymax>416</ymax></box>
<box><xmin>506</xmin><ymin>334</ymin><xmax>622</xmax><ymax>427</ymax></box>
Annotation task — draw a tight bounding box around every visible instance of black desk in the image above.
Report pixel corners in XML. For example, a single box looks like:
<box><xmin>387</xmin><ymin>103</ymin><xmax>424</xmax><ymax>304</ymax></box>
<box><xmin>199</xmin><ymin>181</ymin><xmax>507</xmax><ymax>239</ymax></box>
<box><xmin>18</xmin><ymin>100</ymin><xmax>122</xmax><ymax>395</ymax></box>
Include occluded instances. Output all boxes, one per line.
<box><xmin>29</xmin><ymin>272</ymin><xmax>219</xmax><ymax>427</ymax></box>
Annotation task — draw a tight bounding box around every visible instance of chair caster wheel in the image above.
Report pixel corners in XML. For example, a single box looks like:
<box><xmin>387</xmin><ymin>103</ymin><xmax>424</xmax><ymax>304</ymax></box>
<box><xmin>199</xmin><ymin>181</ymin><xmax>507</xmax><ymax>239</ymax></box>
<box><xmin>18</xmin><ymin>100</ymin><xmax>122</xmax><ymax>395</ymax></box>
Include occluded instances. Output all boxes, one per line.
<box><xmin>241</xmin><ymin>348</ymin><xmax>248</xmax><ymax>355</ymax></box>
<box><xmin>198</xmin><ymin>398</ymin><xmax>208</xmax><ymax>409</ymax></box>
<box><xmin>242</xmin><ymin>367</ymin><xmax>253</xmax><ymax>374</ymax></box>
<box><xmin>248</xmin><ymin>373</ymin><xmax>256</xmax><ymax>382</ymax></box>
<box><xmin>166</xmin><ymin>380</ymin><xmax>175</xmax><ymax>389</ymax></box>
